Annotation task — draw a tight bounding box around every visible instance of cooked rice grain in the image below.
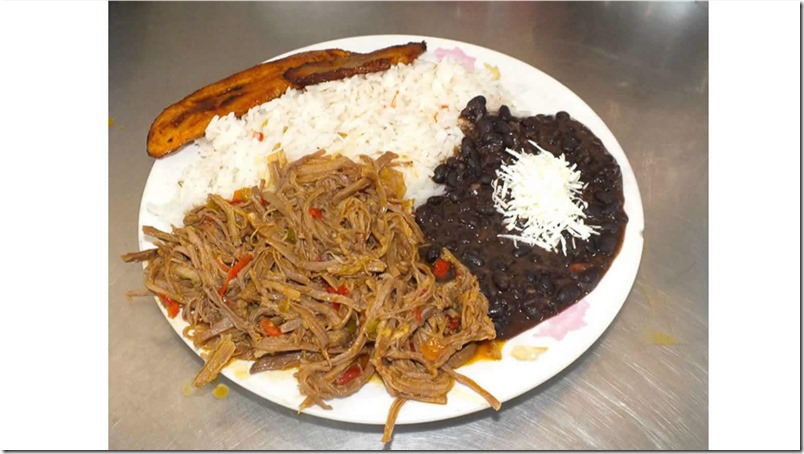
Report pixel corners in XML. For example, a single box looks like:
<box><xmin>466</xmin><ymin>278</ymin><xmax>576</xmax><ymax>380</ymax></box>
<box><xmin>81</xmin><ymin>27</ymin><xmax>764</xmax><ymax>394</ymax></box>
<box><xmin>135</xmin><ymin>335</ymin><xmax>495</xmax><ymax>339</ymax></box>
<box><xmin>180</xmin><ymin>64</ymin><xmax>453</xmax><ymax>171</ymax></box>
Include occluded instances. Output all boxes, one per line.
<box><xmin>147</xmin><ymin>57</ymin><xmax>510</xmax><ymax>226</ymax></box>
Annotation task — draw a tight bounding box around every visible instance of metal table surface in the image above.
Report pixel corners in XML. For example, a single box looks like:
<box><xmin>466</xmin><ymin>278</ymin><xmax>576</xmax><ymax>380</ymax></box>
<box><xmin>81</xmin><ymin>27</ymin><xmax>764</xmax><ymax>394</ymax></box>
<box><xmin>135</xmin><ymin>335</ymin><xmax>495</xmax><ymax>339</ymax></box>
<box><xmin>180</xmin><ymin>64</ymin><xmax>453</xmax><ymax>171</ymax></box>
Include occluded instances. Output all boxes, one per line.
<box><xmin>108</xmin><ymin>2</ymin><xmax>708</xmax><ymax>450</ymax></box>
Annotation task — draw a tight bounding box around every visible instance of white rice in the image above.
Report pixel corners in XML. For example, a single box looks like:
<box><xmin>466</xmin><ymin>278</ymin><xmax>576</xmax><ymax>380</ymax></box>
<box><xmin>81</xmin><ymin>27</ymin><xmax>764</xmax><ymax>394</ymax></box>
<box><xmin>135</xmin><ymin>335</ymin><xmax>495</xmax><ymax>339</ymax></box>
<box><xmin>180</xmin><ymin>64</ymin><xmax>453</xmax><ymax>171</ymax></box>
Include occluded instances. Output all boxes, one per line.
<box><xmin>147</xmin><ymin>57</ymin><xmax>511</xmax><ymax>226</ymax></box>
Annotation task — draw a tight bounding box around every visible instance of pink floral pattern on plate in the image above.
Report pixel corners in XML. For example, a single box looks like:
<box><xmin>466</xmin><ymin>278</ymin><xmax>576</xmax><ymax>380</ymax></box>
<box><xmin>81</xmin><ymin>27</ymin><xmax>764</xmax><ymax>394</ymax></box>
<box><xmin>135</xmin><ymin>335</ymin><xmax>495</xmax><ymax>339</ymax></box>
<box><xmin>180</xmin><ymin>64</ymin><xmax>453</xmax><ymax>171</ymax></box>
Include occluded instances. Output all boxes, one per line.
<box><xmin>434</xmin><ymin>47</ymin><xmax>476</xmax><ymax>71</ymax></box>
<box><xmin>532</xmin><ymin>299</ymin><xmax>590</xmax><ymax>341</ymax></box>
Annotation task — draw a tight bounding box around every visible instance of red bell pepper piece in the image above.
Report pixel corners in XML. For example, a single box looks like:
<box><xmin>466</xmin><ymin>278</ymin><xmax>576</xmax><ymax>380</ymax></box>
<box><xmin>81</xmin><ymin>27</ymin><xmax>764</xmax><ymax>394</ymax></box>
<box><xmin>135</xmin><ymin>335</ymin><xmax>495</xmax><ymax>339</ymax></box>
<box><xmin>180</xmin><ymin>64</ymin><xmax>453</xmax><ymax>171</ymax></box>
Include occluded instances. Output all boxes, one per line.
<box><xmin>260</xmin><ymin>318</ymin><xmax>282</xmax><ymax>337</ymax></box>
<box><xmin>336</xmin><ymin>364</ymin><xmax>362</xmax><ymax>385</ymax></box>
<box><xmin>218</xmin><ymin>253</ymin><xmax>253</xmax><ymax>296</ymax></box>
<box><xmin>433</xmin><ymin>258</ymin><xmax>451</xmax><ymax>279</ymax></box>
<box><xmin>308</xmin><ymin>207</ymin><xmax>323</xmax><ymax>219</ymax></box>
<box><xmin>158</xmin><ymin>294</ymin><xmax>180</xmax><ymax>318</ymax></box>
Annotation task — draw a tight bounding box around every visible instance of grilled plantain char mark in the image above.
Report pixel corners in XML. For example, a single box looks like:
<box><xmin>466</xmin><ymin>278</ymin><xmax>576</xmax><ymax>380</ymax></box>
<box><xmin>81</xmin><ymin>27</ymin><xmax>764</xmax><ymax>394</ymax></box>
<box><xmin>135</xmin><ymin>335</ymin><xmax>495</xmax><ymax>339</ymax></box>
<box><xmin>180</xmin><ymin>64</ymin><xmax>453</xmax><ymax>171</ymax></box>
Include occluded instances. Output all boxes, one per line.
<box><xmin>146</xmin><ymin>48</ymin><xmax>353</xmax><ymax>158</ymax></box>
<box><xmin>283</xmin><ymin>41</ymin><xmax>427</xmax><ymax>87</ymax></box>
<box><xmin>147</xmin><ymin>41</ymin><xmax>428</xmax><ymax>159</ymax></box>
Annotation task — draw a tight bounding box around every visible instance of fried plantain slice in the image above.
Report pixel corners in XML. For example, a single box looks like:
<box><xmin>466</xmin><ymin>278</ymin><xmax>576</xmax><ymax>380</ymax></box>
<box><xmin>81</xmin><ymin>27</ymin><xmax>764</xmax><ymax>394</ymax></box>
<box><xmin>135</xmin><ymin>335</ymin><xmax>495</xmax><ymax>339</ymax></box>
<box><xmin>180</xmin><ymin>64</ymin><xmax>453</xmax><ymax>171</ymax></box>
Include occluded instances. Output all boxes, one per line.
<box><xmin>146</xmin><ymin>48</ymin><xmax>352</xmax><ymax>158</ymax></box>
<box><xmin>283</xmin><ymin>41</ymin><xmax>427</xmax><ymax>87</ymax></box>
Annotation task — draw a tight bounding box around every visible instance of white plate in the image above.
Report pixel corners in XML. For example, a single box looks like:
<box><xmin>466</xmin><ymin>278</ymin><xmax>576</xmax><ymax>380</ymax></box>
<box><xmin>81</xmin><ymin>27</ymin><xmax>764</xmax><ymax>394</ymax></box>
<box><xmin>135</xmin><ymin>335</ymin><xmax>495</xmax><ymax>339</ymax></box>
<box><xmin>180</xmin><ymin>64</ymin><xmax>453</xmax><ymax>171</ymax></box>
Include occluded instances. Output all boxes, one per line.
<box><xmin>138</xmin><ymin>35</ymin><xmax>644</xmax><ymax>426</ymax></box>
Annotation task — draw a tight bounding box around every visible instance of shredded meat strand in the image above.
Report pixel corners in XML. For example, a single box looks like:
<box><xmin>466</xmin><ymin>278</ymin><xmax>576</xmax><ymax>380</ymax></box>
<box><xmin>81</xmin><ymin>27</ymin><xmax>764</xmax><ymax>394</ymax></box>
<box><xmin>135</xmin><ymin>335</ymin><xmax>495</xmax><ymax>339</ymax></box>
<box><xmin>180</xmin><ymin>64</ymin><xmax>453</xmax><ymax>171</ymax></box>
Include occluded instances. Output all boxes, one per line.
<box><xmin>124</xmin><ymin>151</ymin><xmax>498</xmax><ymax>443</ymax></box>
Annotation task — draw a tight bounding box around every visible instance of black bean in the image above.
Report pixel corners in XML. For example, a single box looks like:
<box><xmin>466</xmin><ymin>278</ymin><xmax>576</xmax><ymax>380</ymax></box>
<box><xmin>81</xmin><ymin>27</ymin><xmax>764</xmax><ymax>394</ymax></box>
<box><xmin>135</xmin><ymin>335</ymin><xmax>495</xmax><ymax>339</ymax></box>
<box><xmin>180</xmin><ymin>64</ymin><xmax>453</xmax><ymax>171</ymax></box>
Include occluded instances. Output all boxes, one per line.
<box><xmin>498</xmin><ymin>105</ymin><xmax>512</xmax><ymax>121</ymax></box>
<box><xmin>477</xmin><ymin>116</ymin><xmax>495</xmax><ymax>135</ymax></box>
<box><xmin>414</xmin><ymin>106</ymin><xmax>628</xmax><ymax>339</ymax></box>
<box><xmin>460</xmin><ymin>137</ymin><xmax>475</xmax><ymax>155</ymax></box>
<box><xmin>480</xmin><ymin>133</ymin><xmax>504</xmax><ymax>154</ymax></box>
<box><xmin>601</xmin><ymin>202</ymin><xmax>620</xmax><ymax>215</ymax></box>
<box><xmin>488</xmin><ymin>301</ymin><xmax>505</xmax><ymax>319</ymax></box>
<box><xmin>468</xmin><ymin>183</ymin><xmax>481</xmax><ymax>196</ymax></box>
<box><xmin>492</xmin><ymin>320</ymin><xmax>505</xmax><ymax>335</ymax></box>
<box><xmin>492</xmin><ymin>272</ymin><xmax>511</xmax><ymax>291</ymax></box>
<box><xmin>481</xmin><ymin>153</ymin><xmax>502</xmax><ymax>167</ymax></box>
<box><xmin>596</xmin><ymin>232</ymin><xmax>618</xmax><ymax>255</ymax></box>
<box><xmin>465</xmin><ymin>150</ymin><xmax>481</xmax><ymax>171</ymax></box>
<box><xmin>461</xmin><ymin>250</ymin><xmax>485</xmax><ymax>268</ymax></box>
<box><xmin>502</xmin><ymin>132</ymin><xmax>516</xmax><ymax>148</ymax></box>
<box><xmin>448</xmin><ymin>189</ymin><xmax>465</xmax><ymax>203</ymax></box>
<box><xmin>432</xmin><ymin>164</ymin><xmax>449</xmax><ymax>184</ymax></box>
<box><xmin>540</xmin><ymin>114</ymin><xmax>555</xmax><ymax>125</ymax></box>
<box><xmin>522</xmin><ymin>116</ymin><xmax>537</xmax><ymax>128</ymax></box>
<box><xmin>460</xmin><ymin>95</ymin><xmax>487</xmax><ymax>123</ymax></box>
<box><xmin>585</xmin><ymin>204</ymin><xmax>602</xmax><ymax>217</ymax></box>
<box><xmin>595</xmin><ymin>190</ymin><xmax>616</xmax><ymax>204</ymax></box>
<box><xmin>522</xmin><ymin>297</ymin><xmax>550</xmax><ymax>320</ymax></box>
<box><xmin>424</xmin><ymin>246</ymin><xmax>441</xmax><ymax>263</ymax></box>
<box><xmin>446</xmin><ymin>170</ymin><xmax>460</xmax><ymax>188</ymax></box>
<box><xmin>522</xmin><ymin>127</ymin><xmax>539</xmax><ymax>141</ymax></box>
<box><xmin>491</xmin><ymin>257</ymin><xmax>511</xmax><ymax>271</ymax></box>
<box><xmin>463</xmin><ymin>216</ymin><xmax>480</xmax><ymax>229</ymax></box>
<box><xmin>562</xmin><ymin>251</ymin><xmax>575</xmax><ymax>267</ymax></box>
<box><xmin>538</xmin><ymin>276</ymin><xmax>554</xmax><ymax>296</ymax></box>
<box><xmin>494</xmin><ymin>118</ymin><xmax>511</xmax><ymax>134</ymax></box>
<box><xmin>523</xmin><ymin>301</ymin><xmax>541</xmax><ymax>320</ymax></box>
<box><xmin>580</xmin><ymin>269</ymin><xmax>600</xmax><ymax>286</ymax></box>
<box><xmin>477</xmin><ymin>202</ymin><xmax>496</xmax><ymax>215</ymax></box>
<box><xmin>468</xmin><ymin>95</ymin><xmax>487</xmax><ymax>110</ymax></box>
<box><xmin>427</xmin><ymin>195</ymin><xmax>445</xmax><ymax>206</ymax></box>
<box><xmin>556</xmin><ymin>284</ymin><xmax>582</xmax><ymax>305</ymax></box>
<box><xmin>512</xmin><ymin>245</ymin><xmax>531</xmax><ymax>258</ymax></box>
<box><xmin>538</xmin><ymin>129</ymin><xmax>560</xmax><ymax>147</ymax></box>
<box><xmin>561</xmin><ymin>136</ymin><xmax>580</xmax><ymax>153</ymax></box>
<box><xmin>593</xmin><ymin>174</ymin><xmax>615</xmax><ymax>191</ymax></box>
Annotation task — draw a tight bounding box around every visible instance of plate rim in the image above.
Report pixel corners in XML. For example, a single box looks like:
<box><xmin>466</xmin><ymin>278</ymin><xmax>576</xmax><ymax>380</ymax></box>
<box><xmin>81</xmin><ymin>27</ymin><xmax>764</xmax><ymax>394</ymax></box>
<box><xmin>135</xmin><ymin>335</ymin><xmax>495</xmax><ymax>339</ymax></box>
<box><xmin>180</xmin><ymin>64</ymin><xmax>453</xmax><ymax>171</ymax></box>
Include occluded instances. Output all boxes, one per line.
<box><xmin>136</xmin><ymin>34</ymin><xmax>645</xmax><ymax>426</ymax></box>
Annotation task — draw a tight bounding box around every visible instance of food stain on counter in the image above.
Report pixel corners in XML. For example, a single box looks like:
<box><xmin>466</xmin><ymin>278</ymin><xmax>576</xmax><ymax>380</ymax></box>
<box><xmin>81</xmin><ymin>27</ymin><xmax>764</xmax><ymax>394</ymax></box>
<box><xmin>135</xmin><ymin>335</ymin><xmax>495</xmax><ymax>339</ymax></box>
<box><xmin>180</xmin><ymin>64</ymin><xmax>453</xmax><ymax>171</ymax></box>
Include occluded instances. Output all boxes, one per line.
<box><xmin>108</xmin><ymin>117</ymin><xmax>124</xmax><ymax>129</ymax></box>
<box><xmin>180</xmin><ymin>380</ymin><xmax>230</xmax><ymax>399</ymax></box>
<box><xmin>212</xmin><ymin>384</ymin><xmax>230</xmax><ymax>399</ymax></box>
<box><xmin>532</xmin><ymin>299</ymin><xmax>589</xmax><ymax>341</ymax></box>
<box><xmin>637</xmin><ymin>282</ymin><xmax>683</xmax><ymax>346</ymax></box>
<box><xmin>646</xmin><ymin>329</ymin><xmax>682</xmax><ymax>346</ymax></box>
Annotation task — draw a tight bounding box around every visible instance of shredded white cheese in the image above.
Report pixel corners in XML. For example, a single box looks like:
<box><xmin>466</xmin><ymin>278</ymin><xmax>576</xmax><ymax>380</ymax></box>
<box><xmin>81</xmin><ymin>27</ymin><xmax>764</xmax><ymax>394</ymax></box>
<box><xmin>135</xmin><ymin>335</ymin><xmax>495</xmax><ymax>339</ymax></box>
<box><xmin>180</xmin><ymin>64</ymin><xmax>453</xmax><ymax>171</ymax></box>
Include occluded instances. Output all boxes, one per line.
<box><xmin>491</xmin><ymin>140</ymin><xmax>599</xmax><ymax>255</ymax></box>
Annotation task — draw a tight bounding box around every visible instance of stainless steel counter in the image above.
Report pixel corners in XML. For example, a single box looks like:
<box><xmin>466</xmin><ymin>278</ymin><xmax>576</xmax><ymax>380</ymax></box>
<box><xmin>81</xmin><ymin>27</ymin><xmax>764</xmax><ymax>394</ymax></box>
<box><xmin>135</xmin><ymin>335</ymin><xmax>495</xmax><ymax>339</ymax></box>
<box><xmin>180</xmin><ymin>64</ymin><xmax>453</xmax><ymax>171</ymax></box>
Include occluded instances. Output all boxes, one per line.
<box><xmin>109</xmin><ymin>2</ymin><xmax>708</xmax><ymax>449</ymax></box>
